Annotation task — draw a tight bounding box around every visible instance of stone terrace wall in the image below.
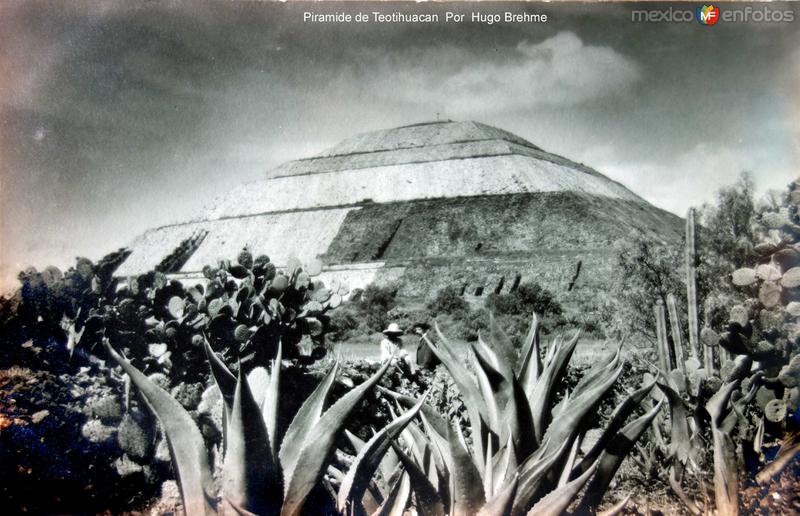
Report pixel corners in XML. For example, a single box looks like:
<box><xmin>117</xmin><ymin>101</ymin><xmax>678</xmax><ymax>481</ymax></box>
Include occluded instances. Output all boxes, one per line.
<box><xmin>323</xmin><ymin>192</ymin><xmax>683</xmax><ymax>265</ymax></box>
<box><xmin>203</xmin><ymin>155</ymin><xmax>641</xmax><ymax>220</ymax></box>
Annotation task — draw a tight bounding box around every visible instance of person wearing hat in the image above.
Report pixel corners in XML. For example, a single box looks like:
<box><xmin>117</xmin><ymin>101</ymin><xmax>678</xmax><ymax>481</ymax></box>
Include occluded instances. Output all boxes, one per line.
<box><xmin>380</xmin><ymin>323</ymin><xmax>417</xmax><ymax>374</ymax></box>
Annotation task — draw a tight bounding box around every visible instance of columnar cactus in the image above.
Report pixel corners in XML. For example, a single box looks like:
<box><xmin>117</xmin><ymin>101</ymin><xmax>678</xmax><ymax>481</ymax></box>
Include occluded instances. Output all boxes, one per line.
<box><xmin>685</xmin><ymin>208</ymin><xmax>701</xmax><ymax>360</ymax></box>
<box><xmin>666</xmin><ymin>293</ymin><xmax>686</xmax><ymax>374</ymax></box>
<box><xmin>654</xmin><ymin>299</ymin><xmax>671</xmax><ymax>371</ymax></box>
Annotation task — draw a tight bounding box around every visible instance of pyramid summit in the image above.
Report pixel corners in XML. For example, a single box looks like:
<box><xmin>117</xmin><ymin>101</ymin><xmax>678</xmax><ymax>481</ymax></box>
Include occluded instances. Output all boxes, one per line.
<box><xmin>116</xmin><ymin>120</ymin><xmax>681</xmax><ymax>303</ymax></box>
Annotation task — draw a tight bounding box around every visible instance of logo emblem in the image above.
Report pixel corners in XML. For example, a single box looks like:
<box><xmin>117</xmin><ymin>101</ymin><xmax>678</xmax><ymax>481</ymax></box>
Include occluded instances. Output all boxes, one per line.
<box><xmin>697</xmin><ymin>4</ymin><xmax>720</xmax><ymax>25</ymax></box>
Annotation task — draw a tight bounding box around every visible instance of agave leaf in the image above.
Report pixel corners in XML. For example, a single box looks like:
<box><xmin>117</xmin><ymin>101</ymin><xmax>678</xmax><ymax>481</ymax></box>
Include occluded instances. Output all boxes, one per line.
<box><xmin>572</xmin><ymin>380</ymin><xmax>655</xmax><ymax>479</ymax></box>
<box><xmin>279</xmin><ymin>362</ymin><xmax>339</xmax><ymax>487</ymax></box>
<box><xmin>517</xmin><ymin>314</ymin><xmax>542</xmax><ymax>395</ymax></box>
<box><xmin>371</xmin><ymin>471</ymin><xmax>411</xmax><ymax>516</ymax></box>
<box><xmin>399</xmin><ymin>420</ymin><xmax>428</xmax><ymax>470</ymax></box>
<box><xmin>281</xmin><ymin>360</ymin><xmax>391</xmax><ymax>516</ymax></box>
<box><xmin>478</xmin><ymin>474</ymin><xmax>518</xmax><ymax>516</ymax></box>
<box><xmin>543</xmin><ymin>335</ymin><xmax>559</xmax><ymax>366</ymax></box>
<box><xmin>345</xmin><ymin>429</ymin><xmax>367</xmax><ymax>455</ymax></box>
<box><xmin>337</xmin><ymin>394</ymin><xmax>428</xmax><ymax>512</ymax></box>
<box><xmin>264</xmin><ymin>341</ymin><xmax>282</xmax><ymax>458</ymax></box>
<box><xmin>419</xmin><ymin>411</ymin><xmax>452</xmax><ymax>510</ymax></box>
<box><xmin>529</xmin><ymin>332</ymin><xmax>580</xmax><ymax>444</ymax></box>
<box><xmin>489</xmin><ymin>314</ymin><xmax>518</xmax><ymax>378</ymax></box>
<box><xmin>507</xmin><ymin>376</ymin><xmax>537</xmax><ymax>461</ymax></box>
<box><xmin>540</xmin><ymin>363</ymin><xmax>623</xmax><ymax>460</ymax></box>
<box><xmin>222</xmin><ymin>368</ymin><xmax>279</xmax><ymax>515</ymax></box>
<box><xmin>557</xmin><ymin>434</ymin><xmax>581</xmax><ymax>487</ymax></box>
<box><xmin>103</xmin><ymin>340</ymin><xmax>216</xmax><ymax>516</ymax></box>
<box><xmin>492</xmin><ymin>434</ymin><xmax>518</xmax><ymax>496</ymax></box>
<box><xmin>579</xmin><ymin>401</ymin><xmax>663</xmax><ymax>512</ymax></box>
<box><xmin>704</xmin><ymin>380</ymin><xmax>740</xmax><ymax>516</ymax></box>
<box><xmin>247</xmin><ymin>367</ymin><xmax>270</xmax><ymax>409</ymax></box>
<box><xmin>203</xmin><ymin>335</ymin><xmax>236</xmax><ymax>411</ymax></box>
<box><xmin>668</xmin><ymin>465</ymin><xmax>702</xmax><ymax>516</ymax></box>
<box><xmin>391</xmin><ymin>442</ymin><xmax>446</xmax><ymax>516</ymax></box>
<box><xmin>512</xmin><ymin>438</ymin><xmax>571</xmax><ymax>515</ymax></box>
<box><xmin>483</xmin><ymin>435</ymin><xmax>494</xmax><ymax>498</ymax></box>
<box><xmin>656</xmin><ymin>381</ymin><xmax>692</xmax><ymax>464</ymax></box>
<box><xmin>379</xmin><ymin>387</ymin><xmax>449</xmax><ymax>438</ymax></box>
<box><xmin>527</xmin><ymin>462</ymin><xmax>597</xmax><ymax>516</ymax></box>
<box><xmin>470</xmin><ymin>345</ymin><xmax>502</xmax><ymax>436</ymax></box>
<box><xmin>571</xmin><ymin>345</ymin><xmax>621</xmax><ymax>398</ymax></box>
<box><xmin>425</xmin><ymin>326</ymin><xmax>487</xmax><ymax>465</ymax></box>
<box><xmin>447</xmin><ymin>420</ymin><xmax>486</xmax><ymax>516</ymax></box>
<box><xmin>472</xmin><ymin>341</ymin><xmax>536</xmax><ymax>462</ymax></box>
<box><xmin>597</xmin><ymin>495</ymin><xmax>631</xmax><ymax>516</ymax></box>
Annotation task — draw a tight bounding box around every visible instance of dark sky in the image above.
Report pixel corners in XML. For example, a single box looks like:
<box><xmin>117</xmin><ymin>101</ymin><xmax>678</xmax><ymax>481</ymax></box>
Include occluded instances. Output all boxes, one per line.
<box><xmin>1</xmin><ymin>1</ymin><xmax>798</xmax><ymax>289</ymax></box>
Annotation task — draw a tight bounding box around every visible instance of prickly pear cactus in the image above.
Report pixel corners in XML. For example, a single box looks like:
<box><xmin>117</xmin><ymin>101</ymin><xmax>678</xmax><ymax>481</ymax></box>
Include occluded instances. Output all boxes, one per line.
<box><xmin>728</xmin><ymin>178</ymin><xmax>800</xmax><ymax>418</ymax></box>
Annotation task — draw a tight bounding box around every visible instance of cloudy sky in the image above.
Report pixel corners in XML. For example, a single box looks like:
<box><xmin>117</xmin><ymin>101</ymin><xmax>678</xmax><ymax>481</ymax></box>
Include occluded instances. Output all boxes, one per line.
<box><xmin>1</xmin><ymin>1</ymin><xmax>798</xmax><ymax>289</ymax></box>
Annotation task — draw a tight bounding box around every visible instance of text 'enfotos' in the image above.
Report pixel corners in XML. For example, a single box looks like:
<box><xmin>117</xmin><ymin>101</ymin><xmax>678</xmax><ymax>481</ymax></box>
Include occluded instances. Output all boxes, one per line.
<box><xmin>302</xmin><ymin>11</ymin><xmax>548</xmax><ymax>25</ymax></box>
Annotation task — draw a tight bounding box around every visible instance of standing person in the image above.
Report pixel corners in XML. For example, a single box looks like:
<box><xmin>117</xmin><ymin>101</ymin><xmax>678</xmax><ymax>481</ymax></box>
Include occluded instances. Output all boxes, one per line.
<box><xmin>379</xmin><ymin>323</ymin><xmax>417</xmax><ymax>374</ymax></box>
<box><xmin>414</xmin><ymin>325</ymin><xmax>440</xmax><ymax>371</ymax></box>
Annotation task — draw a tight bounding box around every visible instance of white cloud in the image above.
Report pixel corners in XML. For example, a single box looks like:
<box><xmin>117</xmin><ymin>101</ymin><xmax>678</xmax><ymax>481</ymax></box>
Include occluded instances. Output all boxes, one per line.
<box><xmin>585</xmin><ymin>143</ymin><xmax>797</xmax><ymax>216</ymax></box>
<box><xmin>350</xmin><ymin>31</ymin><xmax>641</xmax><ymax>116</ymax></box>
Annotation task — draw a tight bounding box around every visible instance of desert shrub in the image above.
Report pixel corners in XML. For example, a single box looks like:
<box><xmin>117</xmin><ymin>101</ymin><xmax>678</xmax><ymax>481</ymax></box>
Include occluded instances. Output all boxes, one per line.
<box><xmin>458</xmin><ymin>307</ymin><xmax>490</xmax><ymax>341</ymax></box>
<box><xmin>426</xmin><ymin>285</ymin><xmax>469</xmax><ymax>317</ymax></box>
<box><xmin>610</xmin><ymin>237</ymin><xmax>684</xmax><ymax>342</ymax></box>
<box><xmin>326</xmin><ymin>306</ymin><xmax>363</xmax><ymax>342</ymax></box>
<box><xmin>485</xmin><ymin>282</ymin><xmax>566</xmax><ymax>336</ymax></box>
<box><xmin>353</xmin><ymin>284</ymin><xmax>397</xmax><ymax>332</ymax></box>
<box><xmin>486</xmin><ymin>282</ymin><xmax>562</xmax><ymax>318</ymax></box>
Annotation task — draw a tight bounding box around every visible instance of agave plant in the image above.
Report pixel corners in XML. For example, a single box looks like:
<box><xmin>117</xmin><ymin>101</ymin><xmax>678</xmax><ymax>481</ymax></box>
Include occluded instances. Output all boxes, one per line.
<box><xmin>103</xmin><ymin>334</ymin><xmax>402</xmax><ymax>516</ymax></box>
<box><xmin>352</xmin><ymin>314</ymin><xmax>660</xmax><ymax>515</ymax></box>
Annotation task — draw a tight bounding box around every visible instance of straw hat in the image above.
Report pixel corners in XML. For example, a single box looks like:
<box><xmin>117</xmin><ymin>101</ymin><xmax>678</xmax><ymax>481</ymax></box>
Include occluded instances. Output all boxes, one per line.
<box><xmin>382</xmin><ymin>323</ymin><xmax>403</xmax><ymax>336</ymax></box>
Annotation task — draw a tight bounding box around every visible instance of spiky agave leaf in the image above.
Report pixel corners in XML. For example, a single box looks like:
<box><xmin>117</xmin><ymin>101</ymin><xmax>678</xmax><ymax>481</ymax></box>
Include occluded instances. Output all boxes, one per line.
<box><xmin>279</xmin><ymin>362</ymin><xmax>339</xmax><ymax>488</ymax></box>
<box><xmin>571</xmin><ymin>380</ymin><xmax>655</xmax><ymax>479</ymax></box>
<box><xmin>528</xmin><ymin>332</ymin><xmax>580</xmax><ymax>444</ymax></box>
<box><xmin>511</xmin><ymin>438</ymin><xmax>571</xmax><ymax>516</ymax></box>
<box><xmin>371</xmin><ymin>471</ymin><xmax>411</xmax><ymax>516</ymax></box>
<box><xmin>527</xmin><ymin>462</ymin><xmax>597</xmax><ymax>516</ymax></box>
<box><xmin>538</xmin><ymin>362</ymin><xmax>623</xmax><ymax>461</ymax></box>
<box><xmin>391</xmin><ymin>442</ymin><xmax>446</xmax><ymax>516</ymax></box>
<box><xmin>378</xmin><ymin>387</ymin><xmax>449</xmax><ymax>438</ymax></box>
<box><xmin>516</xmin><ymin>314</ymin><xmax>542</xmax><ymax>395</ymax></box>
<box><xmin>337</xmin><ymin>394</ymin><xmax>428</xmax><ymax>513</ymax></box>
<box><xmin>597</xmin><ymin>494</ymin><xmax>631</xmax><ymax>516</ymax></box>
<box><xmin>203</xmin><ymin>335</ymin><xmax>236</xmax><ymax>410</ymax></box>
<box><xmin>485</xmin><ymin>315</ymin><xmax>517</xmax><ymax>380</ymax></box>
<box><xmin>656</xmin><ymin>381</ymin><xmax>692</xmax><ymax>465</ymax></box>
<box><xmin>424</xmin><ymin>325</ymin><xmax>489</xmax><ymax>463</ymax></box>
<box><xmin>447</xmin><ymin>421</ymin><xmax>486</xmax><ymax>516</ymax></box>
<box><xmin>222</xmin><ymin>367</ymin><xmax>279</xmax><ymax>514</ymax></box>
<box><xmin>579</xmin><ymin>401</ymin><xmax>663</xmax><ymax>512</ymax></box>
<box><xmin>704</xmin><ymin>380</ymin><xmax>740</xmax><ymax>516</ymax></box>
<box><xmin>281</xmin><ymin>360</ymin><xmax>392</xmax><ymax>516</ymax></box>
<box><xmin>471</xmin><ymin>341</ymin><xmax>536</xmax><ymax>461</ymax></box>
<box><xmin>491</xmin><ymin>434</ymin><xmax>518</xmax><ymax>496</ymax></box>
<box><xmin>478</xmin><ymin>474</ymin><xmax>518</xmax><ymax>516</ymax></box>
<box><xmin>263</xmin><ymin>341</ymin><xmax>282</xmax><ymax>459</ymax></box>
<box><xmin>570</xmin><ymin>345</ymin><xmax>621</xmax><ymax>398</ymax></box>
<box><xmin>103</xmin><ymin>340</ymin><xmax>216</xmax><ymax>516</ymax></box>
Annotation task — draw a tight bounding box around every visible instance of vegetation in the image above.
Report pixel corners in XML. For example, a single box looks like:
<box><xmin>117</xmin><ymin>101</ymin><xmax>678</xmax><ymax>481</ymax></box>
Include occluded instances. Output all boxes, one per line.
<box><xmin>1</xmin><ymin>173</ymin><xmax>799</xmax><ymax>515</ymax></box>
<box><xmin>102</xmin><ymin>311</ymin><xmax>647</xmax><ymax>515</ymax></box>
<box><xmin>4</xmin><ymin>249</ymin><xmax>341</xmax><ymax>377</ymax></box>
